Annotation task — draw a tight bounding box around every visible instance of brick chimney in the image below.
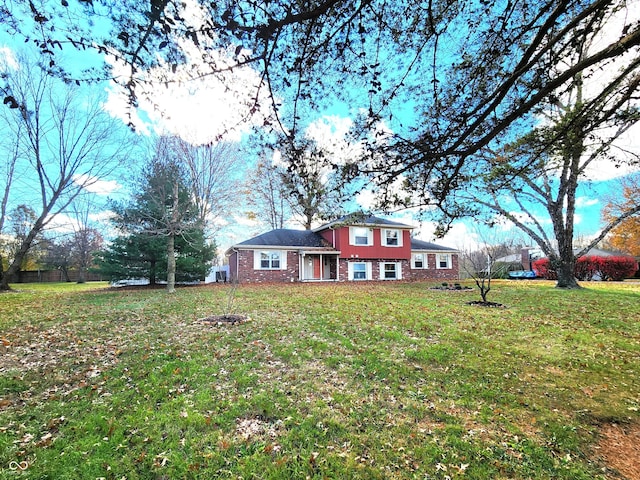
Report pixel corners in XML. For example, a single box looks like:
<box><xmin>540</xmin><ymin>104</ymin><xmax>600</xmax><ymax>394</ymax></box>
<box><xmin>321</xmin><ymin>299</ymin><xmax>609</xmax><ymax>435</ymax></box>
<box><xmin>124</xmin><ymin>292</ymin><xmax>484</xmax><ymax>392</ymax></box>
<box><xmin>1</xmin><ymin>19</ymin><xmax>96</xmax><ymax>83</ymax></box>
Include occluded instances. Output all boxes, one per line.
<box><xmin>521</xmin><ymin>248</ymin><xmax>532</xmax><ymax>271</ymax></box>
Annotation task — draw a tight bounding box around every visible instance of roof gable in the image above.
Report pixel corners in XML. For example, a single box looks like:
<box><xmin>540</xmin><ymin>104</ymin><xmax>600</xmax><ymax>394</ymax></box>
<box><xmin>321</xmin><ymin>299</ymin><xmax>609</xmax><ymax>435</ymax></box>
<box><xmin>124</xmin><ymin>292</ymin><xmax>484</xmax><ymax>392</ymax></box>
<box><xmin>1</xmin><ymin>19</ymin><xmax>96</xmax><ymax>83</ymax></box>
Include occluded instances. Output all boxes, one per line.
<box><xmin>315</xmin><ymin>213</ymin><xmax>414</xmax><ymax>231</ymax></box>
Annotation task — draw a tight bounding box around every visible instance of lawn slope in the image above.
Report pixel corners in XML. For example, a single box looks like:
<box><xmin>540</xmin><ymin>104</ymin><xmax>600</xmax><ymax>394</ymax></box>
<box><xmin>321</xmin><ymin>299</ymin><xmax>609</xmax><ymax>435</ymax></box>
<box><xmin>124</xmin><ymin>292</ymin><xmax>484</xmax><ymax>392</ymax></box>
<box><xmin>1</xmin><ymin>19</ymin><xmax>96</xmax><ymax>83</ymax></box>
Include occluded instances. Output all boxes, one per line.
<box><xmin>1</xmin><ymin>280</ymin><xmax>638</xmax><ymax>479</ymax></box>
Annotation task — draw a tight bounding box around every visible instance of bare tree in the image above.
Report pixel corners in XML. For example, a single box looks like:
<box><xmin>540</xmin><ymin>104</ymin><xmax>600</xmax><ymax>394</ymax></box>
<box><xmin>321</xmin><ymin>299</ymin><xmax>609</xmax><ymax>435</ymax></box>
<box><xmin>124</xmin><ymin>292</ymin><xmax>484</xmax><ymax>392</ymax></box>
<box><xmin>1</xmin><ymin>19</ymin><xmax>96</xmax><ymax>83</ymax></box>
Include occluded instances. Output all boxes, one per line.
<box><xmin>0</xmin><ymin>95</ymin><xmax>22</xmax><ymax>286</ymax></box>
<box><xmin>68</xmin><ymin>197</ymin><xmax>104</xmax><ymax>283</ymax></box>
<box><xmin>245</xmin><ymin>160</ymin><xmax>290</xmax><ymax>230</ymax></box>
<box><xmin>461</xmin><ymin>232</ymin><xmax>517</xmax><ymax>304</ymax></box>
<box><xmin>0</xmin><ymin>56</ymin><xmax>132</xmax><ymax>290</ymax></box>
<box><xmin>6</xmin><ymin>1</ymin><xmax>637</xmax><ymax>204</ymax></box>
<box><xmin>169</xmin><ymin>137</ymin><xmax>242</xmax><ymax>237</ymax></box>
<box><xmin>5</xmin><ymin>205</ymin><xmax>42</xmax><ymax>273</ymax></box>
<box><xmin>433</xmin><ymin>9</ymin><xmax>640</xmax><ymax>289</ymax></box>
<box><xmin>278</xmin><ymin>138</ymin><xmax>348</xmax><ymax>229</ymax></box>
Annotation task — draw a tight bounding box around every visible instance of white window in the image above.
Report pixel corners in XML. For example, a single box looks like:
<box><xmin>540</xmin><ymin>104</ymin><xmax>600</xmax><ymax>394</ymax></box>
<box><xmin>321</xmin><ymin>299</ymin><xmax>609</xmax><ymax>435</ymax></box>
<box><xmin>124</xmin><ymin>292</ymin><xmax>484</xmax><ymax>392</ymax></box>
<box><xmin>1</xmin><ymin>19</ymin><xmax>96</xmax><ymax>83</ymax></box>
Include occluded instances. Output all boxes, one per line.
<box><xmin>349</xmin><ymin>227</ymin><xmax>372</xmax><ymax>246</ymax></box>
<box><xmin>412</xmin><ymin>253</ymin><xmax>426</xmax><ymax>269</ymax></box>
<box><xmin>437</xmin><ymin>253</ymin><xmax>452</xmax><ymax>269</ymax></box>
<box><xmin>380</xmin><ymin>262</ymin><xmax>401</xmax><ymax>280</ymax></box>
<box><xmin>254</xmin><ymin>250</ymin><xmax>287</xmax><ymax>270</ymax></box>
<box><xmin>348</xmin><ymin>262</ymin><xmax>371</xmax><ymax>280</ymax></box>
<box><xmin>382</xmin><ymin>229</ymin><xmax>402</xmax><ymax>247</ymax></box>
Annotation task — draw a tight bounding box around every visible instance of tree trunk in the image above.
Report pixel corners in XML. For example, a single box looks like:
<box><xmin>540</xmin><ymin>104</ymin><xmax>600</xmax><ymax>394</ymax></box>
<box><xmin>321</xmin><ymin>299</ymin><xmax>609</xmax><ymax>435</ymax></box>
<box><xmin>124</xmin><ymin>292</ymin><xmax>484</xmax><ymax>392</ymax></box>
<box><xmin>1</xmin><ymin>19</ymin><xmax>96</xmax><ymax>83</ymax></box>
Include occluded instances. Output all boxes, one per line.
<box><xmin>77</xmin><ymin>268</ymin><xmax>86</xmax><ymax>284</ymax></box>
<box><xmin>150</xmin><ymin>259</ymin><xmax>157</xmax><ymax>285</ymax></box>
<box><xmin>166</xmin><ymin>233</ymin><xmax>176</xmax><ymax>293</ymax></box>
<box><xmin>0</xmin><ymin>216</ymin><xmax>46</xmax><ymax>290</ymax></box>
<box><xmin>553</xmin><ymin>256</ymin><xmax>581</xmax><ymax>289</ymax></box>
<box><xmin>0</xmin><ymin>255</ymin><xmax>5</xmax><ymax>290</ymax></box>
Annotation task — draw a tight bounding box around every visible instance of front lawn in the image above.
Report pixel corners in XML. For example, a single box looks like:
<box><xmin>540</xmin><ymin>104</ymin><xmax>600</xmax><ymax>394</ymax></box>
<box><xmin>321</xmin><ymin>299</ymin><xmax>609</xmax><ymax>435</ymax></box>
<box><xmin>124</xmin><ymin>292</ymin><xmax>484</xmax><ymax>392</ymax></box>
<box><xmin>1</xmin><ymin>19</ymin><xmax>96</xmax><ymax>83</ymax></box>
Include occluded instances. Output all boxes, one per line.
<box><xmin>1</xmin><ymin>280</ymin><xmax>638</xmax><ymax>479</ymax></box>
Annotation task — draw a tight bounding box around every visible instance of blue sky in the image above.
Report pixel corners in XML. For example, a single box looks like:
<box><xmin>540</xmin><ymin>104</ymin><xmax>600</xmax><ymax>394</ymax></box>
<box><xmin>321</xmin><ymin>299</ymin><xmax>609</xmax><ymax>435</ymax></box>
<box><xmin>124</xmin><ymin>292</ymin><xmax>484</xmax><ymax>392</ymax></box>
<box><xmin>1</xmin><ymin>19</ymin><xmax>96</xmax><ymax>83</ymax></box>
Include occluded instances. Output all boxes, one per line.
<box><xmin>1</xmin><ymin>2</ymin><xmax>638</xmax><ymax>256</ymax></box>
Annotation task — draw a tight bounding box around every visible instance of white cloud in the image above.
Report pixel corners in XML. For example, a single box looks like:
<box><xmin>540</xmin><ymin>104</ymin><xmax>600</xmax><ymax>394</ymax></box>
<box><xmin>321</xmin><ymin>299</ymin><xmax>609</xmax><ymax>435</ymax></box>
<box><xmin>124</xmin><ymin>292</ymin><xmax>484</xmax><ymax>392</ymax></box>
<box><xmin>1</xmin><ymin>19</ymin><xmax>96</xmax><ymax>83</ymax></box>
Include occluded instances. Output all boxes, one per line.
<box><xmin>355</xmin><ymin>189</ymin><xmax>376</xmax><ymax>210</ymax></box>
<box><xmin>73</xmin><ymin>174</ymin><xmax>121</xmax><ymax>195</ymax></box>
<box><xmin>44</xmin><ymin>213</ymin><xmax>78</xmax><ymax>234</ymax></box>
<box><xmin>231</xmin><ymin>214</ymin><xmax>260</xmax><ymax>228</ymax></box>
<box><xmin>0</xmin><ymin>46</ymin><xmax>19</xmax><ymax>72</ymax></box>
<box><xmin>575</xmin><ymin>196</ymin><xmax>599</xmax><ymax>208</ymax></box>
<box><xmin>89</xmin><ymin>210</ymin><xmax>116</xmax><ymax>224</ymax></box>
<box><xmin>574</xmin><ymin>213</ymin><xmax>583</xmax><ymax>226</ymax></box>
<box><xmin>103</xmin><ymin>0</ymin><xmax>275</xmax><ymax>145</ymax></box>
<box><xmin>414</xmin><ymin>221</ymin><xmax>481</xmax><ymax>251</ymax></box>
<box><xmin>105</xmin><ymin>53</ymin><xmax>273</xmax><ymax>145</ymax></box>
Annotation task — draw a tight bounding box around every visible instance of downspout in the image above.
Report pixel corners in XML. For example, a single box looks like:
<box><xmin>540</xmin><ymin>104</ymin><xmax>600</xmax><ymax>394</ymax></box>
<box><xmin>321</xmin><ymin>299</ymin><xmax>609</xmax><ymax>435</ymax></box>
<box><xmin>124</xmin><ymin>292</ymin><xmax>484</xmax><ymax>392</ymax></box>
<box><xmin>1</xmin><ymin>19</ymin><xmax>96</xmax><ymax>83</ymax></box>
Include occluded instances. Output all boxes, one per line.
<box><xmin>299</xmin><ymin>252</ymin><xmax>303</xmax><ymax>282</ymax></box>
<box><xmin>232</xmin><ymin>248</ymin><xmax>239</xmax><ymax>283</ymax></box>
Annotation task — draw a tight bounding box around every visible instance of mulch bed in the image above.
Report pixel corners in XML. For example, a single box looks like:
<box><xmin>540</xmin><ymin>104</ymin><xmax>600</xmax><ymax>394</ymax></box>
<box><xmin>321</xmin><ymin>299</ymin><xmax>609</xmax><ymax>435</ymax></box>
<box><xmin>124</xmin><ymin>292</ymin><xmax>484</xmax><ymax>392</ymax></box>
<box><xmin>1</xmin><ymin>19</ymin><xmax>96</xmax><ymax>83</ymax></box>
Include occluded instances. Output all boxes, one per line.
<box><xmin>430</xmin><ymin>285</ymin><xmax>473</xmax><ymax>291</ymax></box>
<box><xmin>466</xmin><ymin>300</ymin><xmax>507</xmax><ymax>308</ymax></box>
<box><xmin>199</xmin><ymin>314</ymin><xmax>249</xmax><ymax>326</ymax></box>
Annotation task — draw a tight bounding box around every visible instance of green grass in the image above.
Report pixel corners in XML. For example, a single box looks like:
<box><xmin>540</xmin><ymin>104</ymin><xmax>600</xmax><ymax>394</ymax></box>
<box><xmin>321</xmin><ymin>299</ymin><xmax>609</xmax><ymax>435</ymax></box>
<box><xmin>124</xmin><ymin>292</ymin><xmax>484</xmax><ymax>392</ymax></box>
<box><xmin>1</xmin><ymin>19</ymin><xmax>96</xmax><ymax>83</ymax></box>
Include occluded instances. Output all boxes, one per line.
<box><xmin>1</xmin><ymin>280</ymin><xmax>638</xmax><ymax>478</ymax></box>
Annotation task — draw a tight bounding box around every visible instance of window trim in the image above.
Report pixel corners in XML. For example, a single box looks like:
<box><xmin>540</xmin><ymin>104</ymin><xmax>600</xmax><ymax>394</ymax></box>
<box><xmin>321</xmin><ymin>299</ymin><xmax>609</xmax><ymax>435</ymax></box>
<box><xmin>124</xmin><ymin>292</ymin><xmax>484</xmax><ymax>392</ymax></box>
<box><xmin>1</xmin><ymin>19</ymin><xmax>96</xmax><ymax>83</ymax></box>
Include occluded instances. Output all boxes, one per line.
<box><xmin>412</xmin><ymin>253</ymin><xmax>426</xmax><ymax>269</ymax></box>
<box><xmin>254</xmin><ymin>250</ymin><xmax>287</xmax><ymax>270</ymax></box>
<box><xmin>382</xmin><ymin>228</ymin><xmax>403</xmax><ymax>247</ymax></box>
<box><xmin>349</xmin><ymin>227</ymin><xmax>373</xmax><ymax>246</ymax></box>
<box><xmin>380</xmin><ymin>262</ymin><xmax>401</xmax><ymax>280</ymax></box>
<box><xmin>436</xmin><ymin>253</ymin><xmax>452</xmax><ymax>269</ymax></box>
<box><xmin>348</xmin><ymin>261</ymin><xmax>371</xmax><ymax>280</ymax></box>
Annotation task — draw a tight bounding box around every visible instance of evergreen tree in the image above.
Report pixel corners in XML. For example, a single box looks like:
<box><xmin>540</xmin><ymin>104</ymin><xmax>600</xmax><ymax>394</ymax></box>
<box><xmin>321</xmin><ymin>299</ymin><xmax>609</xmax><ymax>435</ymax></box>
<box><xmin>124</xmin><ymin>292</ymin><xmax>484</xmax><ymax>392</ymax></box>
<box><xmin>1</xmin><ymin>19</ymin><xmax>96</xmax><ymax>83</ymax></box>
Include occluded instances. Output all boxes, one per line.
<box><xmin>96</xmin><ymin>230</ymin><xmax>214</xmax><ymax>285</ymax></box>
<box><xmin>100</xmin><ymin>142</ymin><xmax>215</xmax><ymax>289</ymax></box>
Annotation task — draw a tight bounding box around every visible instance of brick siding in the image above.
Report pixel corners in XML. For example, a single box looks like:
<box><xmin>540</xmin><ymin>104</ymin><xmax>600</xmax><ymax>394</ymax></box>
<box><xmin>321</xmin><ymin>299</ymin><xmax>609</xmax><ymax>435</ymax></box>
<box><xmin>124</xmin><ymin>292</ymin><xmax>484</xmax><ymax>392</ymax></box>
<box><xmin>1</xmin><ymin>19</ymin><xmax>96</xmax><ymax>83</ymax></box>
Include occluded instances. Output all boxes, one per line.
<box><xmin>231</xmin><ymin>250</ymin><xmax>300</xmax><ymax>283</ymax></box>
<box><xmin>407</xmin><ymin>253</ymin><xmax>459</xmax><ymax>281</ymax></box>
<box><xmin>231</xmin><ymin>249</ymin><xmax>459</xmax><ymax>283</ymax></box>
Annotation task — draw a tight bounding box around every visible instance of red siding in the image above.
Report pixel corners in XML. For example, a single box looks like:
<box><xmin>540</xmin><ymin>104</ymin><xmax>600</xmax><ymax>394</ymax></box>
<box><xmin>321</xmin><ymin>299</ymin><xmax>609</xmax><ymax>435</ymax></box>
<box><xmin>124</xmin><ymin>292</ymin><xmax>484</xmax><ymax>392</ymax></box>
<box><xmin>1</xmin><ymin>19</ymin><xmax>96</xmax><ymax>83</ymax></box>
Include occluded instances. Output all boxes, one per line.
<box><xmin>329</xmin><ymin>226</ymin><xmax>411</xmax><ymax>260</ymax></box>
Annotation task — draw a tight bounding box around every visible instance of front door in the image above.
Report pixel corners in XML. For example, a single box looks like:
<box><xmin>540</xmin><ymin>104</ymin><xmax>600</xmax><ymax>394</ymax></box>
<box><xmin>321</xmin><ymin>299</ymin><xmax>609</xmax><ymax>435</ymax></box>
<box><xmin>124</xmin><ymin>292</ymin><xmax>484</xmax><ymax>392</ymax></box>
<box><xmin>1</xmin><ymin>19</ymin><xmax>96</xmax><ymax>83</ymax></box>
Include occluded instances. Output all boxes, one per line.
<box><xmin>313</xmin><ymin>256</ymin><xmax>321</xmax><ymax>279</ymax></box>
<box><xmin>304</xmin><ymin>255</ymin><xmax>322</xmax><ymax>280</ymax></box>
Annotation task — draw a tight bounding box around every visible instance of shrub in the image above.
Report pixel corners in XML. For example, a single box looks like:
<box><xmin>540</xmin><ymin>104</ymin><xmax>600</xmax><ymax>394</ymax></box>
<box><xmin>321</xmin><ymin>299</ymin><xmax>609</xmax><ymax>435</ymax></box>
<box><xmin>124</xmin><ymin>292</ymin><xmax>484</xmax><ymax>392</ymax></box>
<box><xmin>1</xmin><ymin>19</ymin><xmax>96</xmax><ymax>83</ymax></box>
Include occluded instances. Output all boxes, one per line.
<box><xmin>600</xmin><ymin>256</ymin><xmax>638</xmax><ymax>281</ymax></box>
<box><xmin>534</xmin><ymin>256</ymin><xmax>638</xmax><ymax>281</ymax></box>
<box><xmin>574</xmin><ymin>256</ymin><xmax>601</xmax><ymax>281</ymax></box>
<box><xmin>532</xmin><ymin>258</ymin><xmax>556</xmax><ymax>280</ymax></box>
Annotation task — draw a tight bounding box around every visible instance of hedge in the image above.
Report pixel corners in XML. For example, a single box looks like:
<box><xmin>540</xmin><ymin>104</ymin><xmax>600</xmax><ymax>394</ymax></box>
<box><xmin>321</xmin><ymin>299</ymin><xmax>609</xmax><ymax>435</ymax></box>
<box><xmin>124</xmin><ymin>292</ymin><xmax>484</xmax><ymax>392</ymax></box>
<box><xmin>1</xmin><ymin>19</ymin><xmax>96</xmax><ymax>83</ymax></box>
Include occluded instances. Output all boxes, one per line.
<box><xmin>533</xmin><ymin>256</ymin><xmax>638</xmax><ymax>281</ymax></box>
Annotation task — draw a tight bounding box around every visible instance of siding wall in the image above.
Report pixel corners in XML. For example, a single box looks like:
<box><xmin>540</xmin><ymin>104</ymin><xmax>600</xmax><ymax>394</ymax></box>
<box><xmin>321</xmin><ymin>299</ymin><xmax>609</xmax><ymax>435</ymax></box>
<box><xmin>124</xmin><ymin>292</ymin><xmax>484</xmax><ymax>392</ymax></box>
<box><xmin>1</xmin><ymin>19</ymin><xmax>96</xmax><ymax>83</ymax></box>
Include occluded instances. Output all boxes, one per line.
<box><xmin>331</xmin><ymin>226</ymin><xmax>412</xmax><ymax>260</ymax></box>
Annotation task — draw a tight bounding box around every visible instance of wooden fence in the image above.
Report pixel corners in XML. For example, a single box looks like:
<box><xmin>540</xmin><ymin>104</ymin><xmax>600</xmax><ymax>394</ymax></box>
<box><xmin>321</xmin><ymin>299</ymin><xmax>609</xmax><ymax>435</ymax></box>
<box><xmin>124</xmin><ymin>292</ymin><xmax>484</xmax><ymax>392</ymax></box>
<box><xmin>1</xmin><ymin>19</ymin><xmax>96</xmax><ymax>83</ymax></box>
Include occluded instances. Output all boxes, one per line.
<box><xmin>5</xmin><ymin>270</ymin><xmax>105</xmax><ymax>283</ymax></box>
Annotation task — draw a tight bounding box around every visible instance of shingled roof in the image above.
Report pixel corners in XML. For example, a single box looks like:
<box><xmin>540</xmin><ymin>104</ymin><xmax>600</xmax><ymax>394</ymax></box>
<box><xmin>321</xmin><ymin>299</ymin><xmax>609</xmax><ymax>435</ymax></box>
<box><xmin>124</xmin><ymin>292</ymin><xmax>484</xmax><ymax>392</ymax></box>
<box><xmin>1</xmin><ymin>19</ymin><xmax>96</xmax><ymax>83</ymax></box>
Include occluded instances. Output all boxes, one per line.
<box><xmin>234</xmin><ymin>229</ymin><xmax>331</xmax><ymax>249</ymax></box>
<box><xmin>314</xmin><ymin>214</ymin><xmax>414</xmax><ymax>231</ymax></box>
<box><xmin>410</xmin><ymin>238</ymin><xmax>458</xmax><ymax>251</ymax></box>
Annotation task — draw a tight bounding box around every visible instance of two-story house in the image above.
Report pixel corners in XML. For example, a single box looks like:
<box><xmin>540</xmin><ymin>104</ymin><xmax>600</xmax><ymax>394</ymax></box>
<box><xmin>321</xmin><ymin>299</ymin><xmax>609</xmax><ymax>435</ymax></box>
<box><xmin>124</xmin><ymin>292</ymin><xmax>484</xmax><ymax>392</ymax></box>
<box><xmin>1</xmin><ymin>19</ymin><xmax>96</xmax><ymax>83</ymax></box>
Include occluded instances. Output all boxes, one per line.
<box><xmin>226</xmin><ymin>214</ymin><xmax>459</xmax><ymax>283</ymax></box>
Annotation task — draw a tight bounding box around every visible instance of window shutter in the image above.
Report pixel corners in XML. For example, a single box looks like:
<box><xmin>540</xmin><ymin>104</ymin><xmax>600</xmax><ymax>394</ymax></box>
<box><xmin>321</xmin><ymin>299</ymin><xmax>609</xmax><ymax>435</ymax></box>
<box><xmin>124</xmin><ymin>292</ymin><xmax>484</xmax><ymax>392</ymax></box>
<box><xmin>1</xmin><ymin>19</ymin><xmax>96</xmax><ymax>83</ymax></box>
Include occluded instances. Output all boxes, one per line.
<box><xmin>280</xmin><ymin>251</ymin><xmax>287</xmax><ymax>270</ymax></box>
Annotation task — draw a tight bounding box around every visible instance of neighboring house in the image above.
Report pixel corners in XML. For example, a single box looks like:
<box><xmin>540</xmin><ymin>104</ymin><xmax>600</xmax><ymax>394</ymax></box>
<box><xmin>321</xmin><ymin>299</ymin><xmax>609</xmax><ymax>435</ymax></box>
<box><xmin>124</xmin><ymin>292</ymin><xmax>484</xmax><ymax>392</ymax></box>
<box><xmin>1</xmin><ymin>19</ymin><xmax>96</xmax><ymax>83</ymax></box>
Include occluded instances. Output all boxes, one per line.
<box><xmin>226</xmin><ymin>214</ymin><xmax>459</xmax><ymax>283</ymax></box>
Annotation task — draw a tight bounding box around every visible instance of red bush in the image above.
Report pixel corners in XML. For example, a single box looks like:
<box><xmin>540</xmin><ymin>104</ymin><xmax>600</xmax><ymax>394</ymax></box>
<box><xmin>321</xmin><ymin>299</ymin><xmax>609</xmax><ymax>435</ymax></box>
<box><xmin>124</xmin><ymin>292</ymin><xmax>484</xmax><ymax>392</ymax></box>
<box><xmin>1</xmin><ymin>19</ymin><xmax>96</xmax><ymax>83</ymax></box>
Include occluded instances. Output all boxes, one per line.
<box><xmin>533</xmin><ymin>256</ymin><xmax>638</xmax><ymax>281</ymax></box>
<box><xmin>574</xmin><ymin>256</ymin><xmax>601</xmax><ymax>281</ymax></box>
<box><xmin>532</xmin><ymin>258</ymin><xmax>556</xmax><ymax>280</ymax></box>
<box><xmin>599</xmin><ymin>256</ymin><xmax>638</xmax><ymax>281</ymax></box>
